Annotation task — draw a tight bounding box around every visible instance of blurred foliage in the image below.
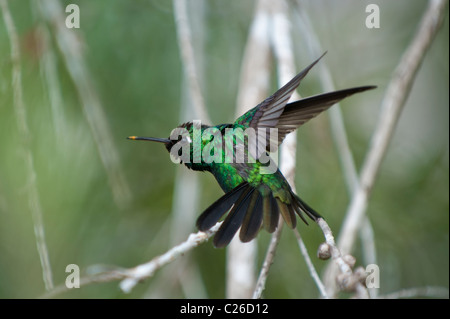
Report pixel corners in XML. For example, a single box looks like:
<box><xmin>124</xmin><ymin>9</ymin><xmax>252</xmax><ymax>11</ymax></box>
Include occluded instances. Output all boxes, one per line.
<box><xmin>0</xmin><ymin>0</ymin><xmax>448</xmax><ymax>298</ymax></box>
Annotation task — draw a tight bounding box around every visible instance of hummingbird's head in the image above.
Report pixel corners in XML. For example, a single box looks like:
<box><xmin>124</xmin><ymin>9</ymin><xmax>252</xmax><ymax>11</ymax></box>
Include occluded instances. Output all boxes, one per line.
<box><xmin>127</xmin><ymin>121</ymin><xmax>208</xmax><ymax>167</ymax></box>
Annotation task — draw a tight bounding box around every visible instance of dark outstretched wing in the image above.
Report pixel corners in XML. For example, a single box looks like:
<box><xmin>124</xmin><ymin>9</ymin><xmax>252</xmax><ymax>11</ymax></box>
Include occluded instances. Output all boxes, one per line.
<box><xmin>235</xmin><ymin>52</ymin><xmax>326</xmax><ymax>129</ymax></box>
<box><xmin>273</xmin><ymin>86</ymin><xmax>376</xmax><ymax>145</ymax></box>
<box><xmin>234</xmin><ymin>52</ymin><xmax>376</xmax><ymax>158</ymax></box>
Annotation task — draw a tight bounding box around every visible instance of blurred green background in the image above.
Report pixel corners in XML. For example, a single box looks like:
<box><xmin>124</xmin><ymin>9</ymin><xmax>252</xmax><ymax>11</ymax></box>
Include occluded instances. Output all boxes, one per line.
<box><xmin>0</xmin><ymin>0</ymin><xmax>448</xmax><ymax>298</ymax></box>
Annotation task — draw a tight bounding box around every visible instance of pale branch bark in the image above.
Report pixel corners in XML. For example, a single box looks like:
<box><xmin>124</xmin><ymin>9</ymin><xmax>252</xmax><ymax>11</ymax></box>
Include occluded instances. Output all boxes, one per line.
<box><xmin>29</xmin><ymin>0</ymin><xmax>67</xmax><ymax>148</ymax></box>
<box><xmin>226</xmin><ymin>238</ymin><xmax>257</xmax><ymax>299</ymax></box>
<box><xmin>173</xmin><ymin>0</ymin><xmax>210</xmax><ymax>124</ymax></box>
<box><xmin>317</xmin><ymin>219</ymin><xmax>369</xmax><ymax>298</ymax></box>
<box><xmin>294</xmin><ymin>6</ymin><xmax>361</xmax><ymax>194</ymax></box>
<box><xmin>270</xmin><ymin>0</ymin><xmax>329</xmax><ymax>299</ymax></box>
<box><xmin>323</xmin><ymin>0</ymin><xmax>448</xmax><ymax>296</ymax></box>
<box><xmin>37</xmin><ymin>0</ymin><xmax>132</xmax><ymax>210</ymax></box>
<box><xmin>170</xmin><ymin>0</ymin><xmax>208</xmax><ymax>298</ymax></box>
<box><xmin>253</xmin><ymin>219</ymin><xmax>284</xmax><ymax>299</ymax></box>
<box><xmin>293</xmin><ymin>5</ymin><xmax>378</xmax><ymax>297</ymax></box>
<box><xmin>251</xmin><ymin>0</ymin><xmax>299</xmax><ymax>299</ymax></box>
<box><xmin>42</xmin><ymin>217</ymin><xmax>363</xmax><ymax>298</ymax></box>
<box><xmin>294</xmin><ymin>228</ymin><xmax>328</xmax><ymax>299</ymax></box>
<box><xmin>42</xmin><ymin>222</ymin><xmax>222</xmax><ymax>298</ymax></box>
<box><xmin>235</xmin><ymin>0</ymin><xmax>272</xmax><ymax>117</ymax></box>
<box><xmin>42</xmin><ymin>271</ymin><xmax>125</xmax><ymax>299</ymax></box>
<box><xmin>143</xmin><ymin>257</ymin><xmax>205</xmax><ymax>298</ymax></box>
<box><xmin>339</xmin><ymin>0</ymin><xmax>448</xmax><ymax>258</ymax></box>
<box><xmin>1</xmin><ymin>0</ymin><xmax>54</xmax><ymax>291</ymax></box>
<box><xmin>119</xmin><ymin>222</ymin><xmax>221</xmax><ymax>293</ymax></box>
<box><xmin>228</xmin><ymin>0</ymin><xmax>273</xmax><ymax>299</ymax></box>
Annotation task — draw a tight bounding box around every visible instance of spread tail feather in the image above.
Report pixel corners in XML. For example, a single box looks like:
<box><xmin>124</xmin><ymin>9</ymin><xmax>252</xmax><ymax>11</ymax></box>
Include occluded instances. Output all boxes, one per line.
<box><xmin>291</xmin><ymin>191</ymin><xmax>322</xmax><ymax>223</ymax></box>
<box><xmin>196</xmin><ymin>182</ymin><xmax>248</xmax><ymax>231</ymax></box>
<box><xmin>213</xmin><ymin>185</ymin><xmax>254</xmax><ymax>248</ymax></box>
<box><xmin>196</xmin><ymin>184</ymin><xmax>322</xmax><ymax>248</ymax></box>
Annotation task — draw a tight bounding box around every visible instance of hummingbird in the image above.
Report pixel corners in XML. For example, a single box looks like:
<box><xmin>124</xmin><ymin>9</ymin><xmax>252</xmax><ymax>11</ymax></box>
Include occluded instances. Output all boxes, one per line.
<box><xmin>128</xmin><ymin>53</ymin><xmax>376</xmax><ymax>248</ymax></box>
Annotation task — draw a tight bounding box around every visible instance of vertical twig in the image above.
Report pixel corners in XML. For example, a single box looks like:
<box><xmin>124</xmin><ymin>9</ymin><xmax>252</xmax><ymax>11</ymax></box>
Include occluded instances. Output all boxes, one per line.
<box><xmin>293</xmin><ymin>228</ymin><xmax>328</xmax><ymax>298</ymax></box>
<box><xmin>323</xmin><ymin>0</ymin><xmax>448</xmax><ymax>296</ymax></box>
<box><xmin>294</xmin><ymin>4</ymin><xmax>361</xmax><ymax>193</ymax></box>
<box><xmin>29</xmin><ymin>0</ymin><xmax>66</xmax><ymax>147</ymax></box>
<box><xmin>173</xmin><ymin>0</ymin><xmax>210</xmax><ymax>124</ymax></box>
<box><xmin>171</xmin><ymin>0</ymin><xmax>208</xmax><ymax>298</ymax></box>
<box><xmin>271</xmin><ymin>0</ymin><xmax>329</xmax><ymax>298</ymax></box>
<box><xmin>339</xmin><ymin>0</ymin><xmax>447</xmax><ymax>256</ymax></box>
<box><xmin>235</xmin><ymin>0</ymin><xmax>272</xmax><ymax>116</ymax></box>
<box><xmin>294</xmin><ymin>2</ymin><xmax>377</xmax><ymax>249</ymax></box>
<box><xmin>40</xmin><ymin>27</ymin><xmax>66</xmax><ymax>144</ymax></box>
<box><xmin>37</xmin><ymin>0</ymin><xmax>132</xmax><ymax>210</ymax></box>
<box><xmin>29</xmin><ymin>1</ymin><xmax>67</xmax><ymax>148</ymax></box>
<box><xmin>294</xmin><ymin>5</ymin><xmax>378</xmax><ymax>297</ymax></box>
<box><xmin>1</xmin><ymin>0</ymin><xmax>54</xmax><ymax>290</ymax></box>
<box><xmin>229</xmin><ymin>0</ymin><xmax>273</xmax><ymax>299</ymax></box>
<box><xmin>270</xmin><ymin>0</ymin><xmax>300</xmax><ymax>184</ymax></box>
<box><xmin>252</xmin><ymin>218</ymin><xmax>284</xmax><ymax>299</ymax></box>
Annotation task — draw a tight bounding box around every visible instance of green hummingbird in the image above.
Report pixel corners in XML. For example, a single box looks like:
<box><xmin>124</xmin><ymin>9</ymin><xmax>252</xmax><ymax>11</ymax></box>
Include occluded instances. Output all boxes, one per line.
<box><xmin>128</xmin><ymin>53</ymin><xmax>376</xmax><ymax>248</ymax></box>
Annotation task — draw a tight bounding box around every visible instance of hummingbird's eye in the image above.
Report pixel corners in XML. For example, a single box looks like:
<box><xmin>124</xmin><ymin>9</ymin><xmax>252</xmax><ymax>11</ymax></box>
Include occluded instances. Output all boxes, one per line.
<box><xmin>180</xmin><ymin>135</ymin><xmax>192</xmax><ymax>144</ymax></box>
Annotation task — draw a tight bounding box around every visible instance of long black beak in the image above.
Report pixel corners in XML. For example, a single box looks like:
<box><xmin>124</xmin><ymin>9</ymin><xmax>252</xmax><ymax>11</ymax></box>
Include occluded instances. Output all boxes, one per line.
<box><xmin>127</xmin><ymin>136</ymin><xmax>171</xmax><ymax>144</ymax></box>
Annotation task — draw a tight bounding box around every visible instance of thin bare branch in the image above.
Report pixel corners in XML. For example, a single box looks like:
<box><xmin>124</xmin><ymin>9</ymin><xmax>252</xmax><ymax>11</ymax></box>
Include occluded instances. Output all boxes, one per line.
<box><xmin>339</xmin><ymin>0</ymin><xmax>448</xmax><ymax>257</ymax></box>
<box><xmin>42</xmin><ymin>270</ymin><xmax>125</xmax><ymax>299</ymax></box>
<box><xmin>228</xmin><ymin>0</ymin><xmax>273</xmax><ymax>299</ymax></box>
<box><xmin>37</xmin><ymin>0</ymin><xmax>132</xmax><ymax>209</ymax></box>
<box><xmin>226</xmin><ymin>238</ymin><xmax>257</xmax><ymax>298</ymax></box>
<box><xmin>119</xmin><ymin>222</ymin><xmax>220</xmax><ymax>293</ymax></box>
<box><xmin>43</xmin><ymin>222</ymin><xmax>222</xmax><ymax>298</ymax></box>
<box><xmin>253</xmin><ymin>219</ymin><xmax>284</xmax><ymax>299</ymax></box>
<box><xmin>317</xmin><ymin>218</ymin><xmax>369</xmax><ymax>298</ymax></box>
<box><xmin>235</xmin><ymin>0</ymin><xmax>272</xmax><ymax>117</ymax></box>
<box><xmin>1</xmin><ymin>0</ymin><xmax>54</xmax><ymax>291</ymax></box>
<box><xmin>295</xmin><ymin>8</ymin><xmax>360</xmax><ymax>194</ymax></box>
<box><xmin>271</xmin><ymin>0</ymin><xmax>330</xmax><ymax>299</ymax></box>
<box><xmin>173</xmin><ymin>0</ymin><xmax>210</xmax><ymax>124</ymax></box>
<box><xmin>171</xmin><ymin>0</ymin><xmax>209</xmax><ymax>298</ymax></box>
<box><xmin>294</xmin><ymin>5</ymin><xmax>378</xmax><ymax>297</ymax></box>
<box><xmin>31</xmin><ymin>12</ymin><xmax>67</xmax><ymax>147</ymax></box>
<box><xmin>294</xmin><ymin>228</ymin><xmax>328</xmax><ymax>299</ymax></box>
<box><xmin>323</xmin><ymin>0</ymin><xmax>448</xmax><ymax>296</ymax></box>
